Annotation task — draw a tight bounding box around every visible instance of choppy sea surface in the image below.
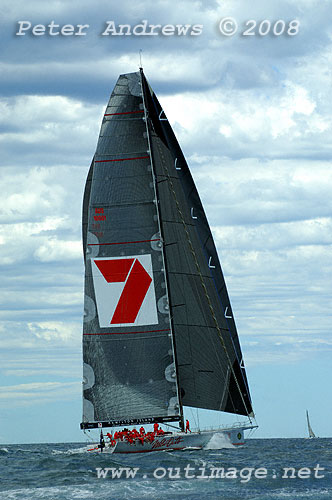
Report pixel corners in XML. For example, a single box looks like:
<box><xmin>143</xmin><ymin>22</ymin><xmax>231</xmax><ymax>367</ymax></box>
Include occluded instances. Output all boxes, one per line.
<box><xmin>0</xmin><ymin>437</ymin><xmax>331</xmax><ymax>499</ymax></box>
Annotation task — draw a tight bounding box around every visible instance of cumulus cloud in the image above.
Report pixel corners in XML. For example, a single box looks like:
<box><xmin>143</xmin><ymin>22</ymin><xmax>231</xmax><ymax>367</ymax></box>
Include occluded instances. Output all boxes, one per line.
<box><xmin>161</xmin><ymin>82</ymin><xmax>332</xmax><ymax>163</ymax></box>
<box><xmin>0</xmin><ymin>381</ymin><xmax>80</xmax><ymax>407</ymax></box>
<box><xmin>0</xmin><ymin>96</ymin><xmax>100</xmax><ymax>165</ymax></box>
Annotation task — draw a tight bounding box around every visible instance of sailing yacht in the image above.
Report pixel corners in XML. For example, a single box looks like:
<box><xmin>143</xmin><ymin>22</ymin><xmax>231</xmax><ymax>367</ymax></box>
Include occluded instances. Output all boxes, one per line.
<box><xmin>306</xmin><ymin>410</ymin><xmax>316</xmax><ymax>439</ymax></box>
<box><xmin>80</xmin><ymin>69</ymin><xmax>257</xmax><ymax>453</ymax></box>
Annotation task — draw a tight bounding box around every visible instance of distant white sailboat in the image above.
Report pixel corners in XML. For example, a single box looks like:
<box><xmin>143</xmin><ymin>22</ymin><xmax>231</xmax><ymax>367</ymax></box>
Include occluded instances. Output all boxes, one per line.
<box><xmin>306</xmin><ymin>410</ymin><xmax>316</xmax><ymax>439</ymax></box>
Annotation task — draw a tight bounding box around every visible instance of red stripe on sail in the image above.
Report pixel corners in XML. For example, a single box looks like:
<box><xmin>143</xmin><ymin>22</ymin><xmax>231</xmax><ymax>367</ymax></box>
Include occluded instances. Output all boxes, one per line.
<box><xmin>95</xmin><ymin>156</ymin><xmax>149</xmax><ymax>163</ymax></box>
<box><xmin>104</xmin><ymin>110</ymin><xmax>144</xmax><ymax>116</ymax></box>
<box><xmin>83</xmin><ymin>329</ymin><xmax>170</xmax><ymax>336</ymax></box>
<box><xmin>88</xmin><ymin>239</ymin><xmax>160</xmax><ymax>247</ymax></box>
<box><xmin>111</xmin><ymin>259</ymin><xmax>152</xmax><ymax>324</ymax></box>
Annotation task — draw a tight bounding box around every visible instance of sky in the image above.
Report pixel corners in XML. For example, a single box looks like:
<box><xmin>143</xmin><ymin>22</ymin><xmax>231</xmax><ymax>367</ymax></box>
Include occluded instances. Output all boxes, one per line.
<box><xmin>0</xmin><ymin>0</ymin><xmax>331</xmax><ymax>444</ymax></box>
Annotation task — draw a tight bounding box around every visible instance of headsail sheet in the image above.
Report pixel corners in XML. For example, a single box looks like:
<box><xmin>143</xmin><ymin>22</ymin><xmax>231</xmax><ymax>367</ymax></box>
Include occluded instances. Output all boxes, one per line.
<box><xmin>81</xmin><ymin>73</ymin><xmax>181</xmax><ymax>429</ymax></box>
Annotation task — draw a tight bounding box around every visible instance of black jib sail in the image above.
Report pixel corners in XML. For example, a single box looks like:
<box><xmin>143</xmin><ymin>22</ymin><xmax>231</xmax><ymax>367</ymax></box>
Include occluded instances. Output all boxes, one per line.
<box><xmin>81</xmin><ymin>70</ymin><xmax>253</xmax><ymax>431</ymax></box>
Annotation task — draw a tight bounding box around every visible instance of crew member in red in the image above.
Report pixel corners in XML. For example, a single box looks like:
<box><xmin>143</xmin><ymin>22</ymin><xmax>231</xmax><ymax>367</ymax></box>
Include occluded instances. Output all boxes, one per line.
<box><xmin>146</xmin><ymin>432</ymin><xmax>155</xmax><ymax>443</ymax></box>
<box><xmin>154</xmin><ymin>423</ymin><xmax>159</xmax><ymax>433</ymax></box>
<box><xmin>125</xmin><ymin>433</ymin><xmax>134</xmax><ymax>444</ymax></box>
<box><xmin>139</xmin><ymin>426</ymin><xmax>145</xmax><ymax>436</ymax></box>
<box><xmin>137</xmin><ymin>435</ymin><xmax>144</xmax><ymax>445</ymax></box>
<box><xmin>185</xmin><ymin>419</ymin><xmax>191</xmax><ymax>433</ymax></box>
<box><xmin>132</xmin><ymin>428</ymin><xmax>139</xmax><ymax>438</ymax></box>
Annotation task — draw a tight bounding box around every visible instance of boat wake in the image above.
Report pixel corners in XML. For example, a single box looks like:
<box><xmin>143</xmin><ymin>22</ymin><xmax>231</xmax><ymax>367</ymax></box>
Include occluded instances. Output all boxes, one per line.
<box><xmin>52</xmin><ymin>445</ymin><xmax>92</xmax><ymax>455</ymax></box>
<box><xmin>182</xmin><ymin>446</ymin><xmax>201</xmax><ymax>451</ymax></box>
<box><xmin>204</xmin><ymin>432</ymin><xmax>236</xmax><ymax>450</ymax></box>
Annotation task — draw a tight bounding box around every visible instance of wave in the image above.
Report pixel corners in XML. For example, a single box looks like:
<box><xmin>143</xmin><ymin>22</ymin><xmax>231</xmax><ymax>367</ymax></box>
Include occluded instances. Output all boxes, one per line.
<box><xmin>52</xmin><ymin>445</ymin><xmax>92</xmax><ymax>455</ymax></box>
<box><xmin>204</xmin><ymin>432</ymin><xmax>236</xmax><ymax>450</ymax></box>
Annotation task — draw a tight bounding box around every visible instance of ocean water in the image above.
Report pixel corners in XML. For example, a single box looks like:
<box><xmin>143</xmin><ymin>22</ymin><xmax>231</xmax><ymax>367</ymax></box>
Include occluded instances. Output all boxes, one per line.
<box><xmin>0</xmin><ymin>438</ymin><xmax>331</xmax><ymax>499</ymax></box>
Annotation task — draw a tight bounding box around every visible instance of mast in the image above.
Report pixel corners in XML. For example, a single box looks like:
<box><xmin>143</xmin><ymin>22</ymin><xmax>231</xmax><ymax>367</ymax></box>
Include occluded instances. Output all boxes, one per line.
<box><xmin>139</xmin><ymin>67</ymin><xmax>184</xmax><ymax>432</ymax></box>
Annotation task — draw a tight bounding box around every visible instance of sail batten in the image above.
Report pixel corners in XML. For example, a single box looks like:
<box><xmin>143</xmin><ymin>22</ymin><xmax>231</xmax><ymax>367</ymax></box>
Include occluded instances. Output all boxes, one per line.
<box><xmin>81</xmin><ymin>70</ymin><xmax>253</xmax><ymax>430</ymax></box>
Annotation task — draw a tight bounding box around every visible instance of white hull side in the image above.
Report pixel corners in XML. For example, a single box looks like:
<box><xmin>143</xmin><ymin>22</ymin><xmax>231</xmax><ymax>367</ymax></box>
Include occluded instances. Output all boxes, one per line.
<box><xmin>96</xmin><ymin>426</ymin><xmax>255</xmax><ymax>454</ymax></box>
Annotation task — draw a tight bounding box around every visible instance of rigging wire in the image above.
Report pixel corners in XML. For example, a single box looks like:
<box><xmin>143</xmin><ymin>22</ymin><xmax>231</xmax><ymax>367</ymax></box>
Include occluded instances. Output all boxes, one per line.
<box><xmin>83</xmin><ymin>429</ymin><xmax>95</xmax><ymax>442</ymax></box>
<box><xmin>164</xmin><ymin>422</ymin><xmax>181</xmax><ymax>431</ymax></box>
<box><xmin>189</xmin><ymin>407</ymin><xmax>200</xmax><ymax>432</ymax></box>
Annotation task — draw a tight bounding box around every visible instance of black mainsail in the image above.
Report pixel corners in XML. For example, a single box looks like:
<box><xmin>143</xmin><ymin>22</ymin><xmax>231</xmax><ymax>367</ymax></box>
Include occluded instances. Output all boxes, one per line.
<box><xmin>81</xmin><ymin>70</ymin><xmax>253</xmax><ymax>431</ymax></box>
